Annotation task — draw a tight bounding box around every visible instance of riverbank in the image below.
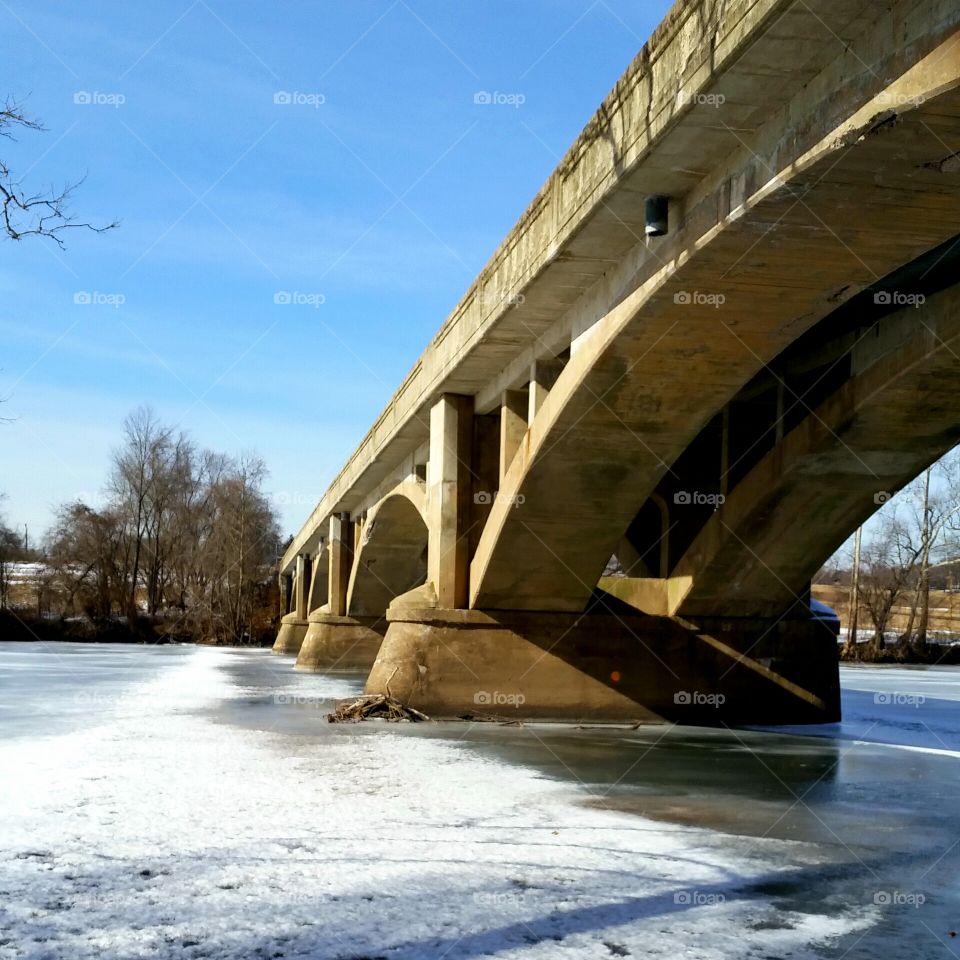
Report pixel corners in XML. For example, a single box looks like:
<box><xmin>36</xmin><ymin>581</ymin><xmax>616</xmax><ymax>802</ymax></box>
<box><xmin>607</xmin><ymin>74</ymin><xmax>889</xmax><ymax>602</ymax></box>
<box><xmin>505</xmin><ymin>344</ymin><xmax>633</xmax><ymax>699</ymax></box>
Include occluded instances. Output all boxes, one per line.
<box><xmin>839</xmin><ymin>638</ymin><xmax>960</xmax><ymax>665</ymax></box>
<box><xmin>0</xmin><ymin>611</ymin><xmax>273</xmax><ymax>647</ymax></box>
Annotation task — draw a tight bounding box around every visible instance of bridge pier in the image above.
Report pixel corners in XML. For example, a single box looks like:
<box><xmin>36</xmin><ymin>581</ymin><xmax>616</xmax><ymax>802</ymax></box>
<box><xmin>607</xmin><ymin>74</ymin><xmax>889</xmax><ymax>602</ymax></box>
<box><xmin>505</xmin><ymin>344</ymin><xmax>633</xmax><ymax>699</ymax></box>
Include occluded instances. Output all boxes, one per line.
<box><xmin>273</xmin><ymin>613</ymin><xmax>309</xmax><ymax>655</ymax></box>
<box><xmin>365</xmin><ymin>603</ymin><xmax>839</xmax><ymax>724</ymax></box>
<box><xmin>295</xmin><ymin>612</ymin><xmax>386</xmax><ymax>673</ymax></box>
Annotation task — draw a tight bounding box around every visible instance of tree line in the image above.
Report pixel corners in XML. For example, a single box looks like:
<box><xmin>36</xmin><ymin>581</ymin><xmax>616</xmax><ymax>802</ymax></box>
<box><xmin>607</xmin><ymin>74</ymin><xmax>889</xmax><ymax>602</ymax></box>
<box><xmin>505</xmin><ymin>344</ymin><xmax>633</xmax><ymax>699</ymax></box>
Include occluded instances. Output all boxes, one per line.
<box><xmin>1</xmin><ymin>407</ymin><xmax>283</xmax><ymax>645</ymax></box>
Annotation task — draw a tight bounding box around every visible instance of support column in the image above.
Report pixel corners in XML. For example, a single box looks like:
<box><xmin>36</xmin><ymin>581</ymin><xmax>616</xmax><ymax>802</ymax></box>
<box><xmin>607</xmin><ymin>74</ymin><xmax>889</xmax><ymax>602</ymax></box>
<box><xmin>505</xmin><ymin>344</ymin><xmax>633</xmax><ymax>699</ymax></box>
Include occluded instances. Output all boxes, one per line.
<box><xmin>428</xmin><ymin>394</ymin><xmax>473</xmax><ymax>609</ymax></box>
<box><xmin>280</xmin><ymin>573</ymin><xmax>292</xmax><ymax>615</ymax></box>
<box><xmin>719</xmin><ymin>405</ymin><xmax>730</xmax><ymax>498</ymax></box>
<box><xmin>471</xmin><ymin>414</ymin><xmax>501</xmax><ymax>556</ymax></box>
<box><xmin>499</xmin><ymin>389</ymin><xmax>526</xmax><ymax>483</ymax></box>
<box><xmin>296</xmin><ymin>513</ymin><xmax>385</xmax><ymax>672</ymax></box>
<box><xmin>273</xmin><ymin>565</ymin><xmax>309</xmax><ymax>656</ymax></box>
<box><xmin>295</xmin><ymin>554</ymin><xmax>310</xmax><ymax>621</ymax></box>
<box><xmin>328</xmin><ymin>513</ymin><xmax>353</xmax><ymax>617</ymax></box>
<box><xmin>527</xmin><ymin>358</ymin><xmax>563</xmax><ymax>422</ymax></box>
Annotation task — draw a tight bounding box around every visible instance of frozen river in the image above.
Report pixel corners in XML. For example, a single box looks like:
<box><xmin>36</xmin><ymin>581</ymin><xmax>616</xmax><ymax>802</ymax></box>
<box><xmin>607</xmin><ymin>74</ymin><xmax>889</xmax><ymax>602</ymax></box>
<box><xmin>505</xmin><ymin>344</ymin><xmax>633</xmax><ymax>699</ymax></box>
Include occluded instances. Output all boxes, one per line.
<box><xmin>1</xmin><ymin>642</ymin><xmax>958</xmax><ymax>959</ymax></box>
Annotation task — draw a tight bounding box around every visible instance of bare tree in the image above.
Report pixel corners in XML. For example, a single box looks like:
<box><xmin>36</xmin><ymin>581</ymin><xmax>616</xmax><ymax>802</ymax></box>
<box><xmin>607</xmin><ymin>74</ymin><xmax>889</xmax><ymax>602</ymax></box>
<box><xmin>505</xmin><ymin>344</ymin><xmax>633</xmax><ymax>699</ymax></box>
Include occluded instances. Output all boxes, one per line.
<box><xmin>857</xmin><ymin>514</ymin><xmax>920</xmax><ymax>656</ymax></box>
<box><xmin>1</xmin><ymin>97</ymin><xmax>117</xmax><ymax>246</ymax></box>
<box><xmin>45</xmin><ymin>412</ymin><xmax>280</xmax><ymax>644</ymax></box>
<box><xmin>108</xmin><ymin>408</ymin><xmax>175</xmax><ymax>619</ymax></box>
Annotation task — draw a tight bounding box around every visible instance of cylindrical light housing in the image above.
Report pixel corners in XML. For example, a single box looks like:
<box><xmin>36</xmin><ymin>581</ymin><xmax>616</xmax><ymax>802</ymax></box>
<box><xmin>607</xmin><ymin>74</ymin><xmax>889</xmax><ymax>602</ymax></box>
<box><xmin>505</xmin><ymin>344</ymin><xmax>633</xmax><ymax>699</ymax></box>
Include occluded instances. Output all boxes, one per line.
<box><xmin>645</xmin><ymin>195</ymin><xmax>669</xmax><ymax>237</ymax></box>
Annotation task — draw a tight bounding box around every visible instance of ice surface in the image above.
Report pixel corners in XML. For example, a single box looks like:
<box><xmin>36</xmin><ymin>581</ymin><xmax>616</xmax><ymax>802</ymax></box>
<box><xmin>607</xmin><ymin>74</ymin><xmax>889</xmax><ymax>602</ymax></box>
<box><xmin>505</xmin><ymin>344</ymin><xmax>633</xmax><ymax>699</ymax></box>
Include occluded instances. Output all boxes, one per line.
<box><xmin>1</xmin><ymin>648</ymin><xmax>949</xmax><ymax>959</ymax></box>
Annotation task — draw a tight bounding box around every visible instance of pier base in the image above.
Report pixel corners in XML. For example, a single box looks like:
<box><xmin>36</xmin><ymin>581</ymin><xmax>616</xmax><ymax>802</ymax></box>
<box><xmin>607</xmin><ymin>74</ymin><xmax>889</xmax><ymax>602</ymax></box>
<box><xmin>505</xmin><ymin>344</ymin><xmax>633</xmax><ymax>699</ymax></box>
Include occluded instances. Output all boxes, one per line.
<box><xmin>364</xmin><ymin>605</ymin><xmax>839</xmax><ymax>724</ymax></box>
<box><xmin>272</xmin><ymin>614</ymin><xmax>309</xmax><ymax>656</ymax></box>
<box><xmin>295</xmin><ymin>612</ymin><xmax>386</xmax><ymax>673</ymax></box>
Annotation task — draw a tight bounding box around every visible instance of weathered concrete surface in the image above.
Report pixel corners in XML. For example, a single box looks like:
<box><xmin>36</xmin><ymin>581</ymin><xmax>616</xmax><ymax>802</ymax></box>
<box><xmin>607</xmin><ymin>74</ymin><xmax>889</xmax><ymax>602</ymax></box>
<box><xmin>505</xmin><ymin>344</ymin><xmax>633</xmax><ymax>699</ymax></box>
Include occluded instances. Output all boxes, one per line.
<box><xmin>272</xmin><ymin>614</ymin><xmax>309</xmax><ymax>656</ymax></box>
<box><xmin>347</xmin><ymin>487</ymin><xmax>428</xmax><ymax>618</ymax></box>
<box><xmin>294</xmin><ymin>612</ymin><xmax>386</xmax><ymax>673</ymax></box>
<box><xmin>674</xmin><ymin>282</ymin><xmax>960</xmax><ymax>617</ymax></box>
<box><xmin>471</xmin><ymin>33</ymin><xmax>960</xmax><ymax>612</ymax></box>
<box><xmin>281</xmin><ymin>0</ymin><xmax>920</xmax><ymax>574</ymax></box>
<box><xmin>273</xmin><ymin>0</ymin><xmax>959</xmax><ymax>723</ymax></box>
<box><xmin>365</xmin><ymin>606</ymin><xmax>839</xmax><ymax>724</ymax></box>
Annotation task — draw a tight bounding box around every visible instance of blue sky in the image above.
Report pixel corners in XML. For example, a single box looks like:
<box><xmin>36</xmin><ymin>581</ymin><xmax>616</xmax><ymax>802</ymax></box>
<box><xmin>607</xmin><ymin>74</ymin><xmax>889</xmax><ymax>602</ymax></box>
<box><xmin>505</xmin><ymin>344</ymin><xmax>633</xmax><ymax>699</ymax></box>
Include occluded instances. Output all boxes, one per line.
<box><xmin>1</xmin><ymin>0</ymin><xmax>672</xmax><ymax>541</ymax></box>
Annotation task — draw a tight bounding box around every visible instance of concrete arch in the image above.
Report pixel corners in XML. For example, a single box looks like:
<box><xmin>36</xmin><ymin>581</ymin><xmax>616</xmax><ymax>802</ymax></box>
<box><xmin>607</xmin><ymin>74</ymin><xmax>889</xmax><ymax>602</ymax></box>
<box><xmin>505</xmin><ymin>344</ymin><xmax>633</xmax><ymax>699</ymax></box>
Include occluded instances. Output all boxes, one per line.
<box><xmin>669</xmin><ymin>282</ymin><xmax>960</xmax><ymax>618</ymax></box>
<box><xmin>346</xmin><ymin>483</ymin><xmax>429</xmax><ymax>618</ymax></box>
<box><xmin>470</xmin><ymin>67</ymin><xmax>960</xmax><ymax>612</ymax></box>
<box><xmin>307</xmin><ymin>543</ymin><xmax>329</xmax><ymax>613</ymax></box>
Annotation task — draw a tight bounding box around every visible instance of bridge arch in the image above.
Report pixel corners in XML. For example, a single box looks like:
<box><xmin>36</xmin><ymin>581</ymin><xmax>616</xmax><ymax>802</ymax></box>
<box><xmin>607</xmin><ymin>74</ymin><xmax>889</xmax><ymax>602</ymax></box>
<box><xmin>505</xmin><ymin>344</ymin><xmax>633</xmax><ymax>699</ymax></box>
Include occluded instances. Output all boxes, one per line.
<box><xmin>668</xmin><ymin>282</ymin><xmax>960</xmax><ymax>618</ymax></box>
<box><xmin>470</xmin><ymin>69</ymin><xmax>960</xmax><ymax>612</ymax></box>
<box><xmin>346</xmin><ymin>481</ymin><xmax>429</xmax><ymax>618</ymax></box>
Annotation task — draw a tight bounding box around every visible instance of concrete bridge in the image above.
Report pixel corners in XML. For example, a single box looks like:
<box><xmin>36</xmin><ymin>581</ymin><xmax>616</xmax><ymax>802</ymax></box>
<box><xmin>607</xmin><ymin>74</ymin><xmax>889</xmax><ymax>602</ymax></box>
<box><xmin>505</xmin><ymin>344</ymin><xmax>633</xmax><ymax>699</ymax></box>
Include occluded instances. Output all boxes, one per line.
<box><xmin>274</xmin><ymin>0</ymin><xmax>960</xmax><ymax>724</ymax></box>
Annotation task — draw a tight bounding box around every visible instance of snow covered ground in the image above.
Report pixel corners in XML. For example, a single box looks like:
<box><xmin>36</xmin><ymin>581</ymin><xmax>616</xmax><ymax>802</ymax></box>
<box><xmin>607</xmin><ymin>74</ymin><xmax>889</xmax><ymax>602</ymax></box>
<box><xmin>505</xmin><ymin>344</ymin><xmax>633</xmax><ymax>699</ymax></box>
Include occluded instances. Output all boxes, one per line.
<box><xmin>0</xmin><ymin>645</ymin><xmax>957</xmax><ymax>959</ymax></box>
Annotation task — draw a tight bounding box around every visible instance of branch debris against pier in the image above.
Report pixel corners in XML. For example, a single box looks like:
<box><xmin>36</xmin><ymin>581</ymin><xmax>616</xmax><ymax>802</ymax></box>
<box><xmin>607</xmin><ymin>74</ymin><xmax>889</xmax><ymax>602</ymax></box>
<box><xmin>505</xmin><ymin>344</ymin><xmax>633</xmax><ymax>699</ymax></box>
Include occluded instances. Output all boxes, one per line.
<box><xmin>327</xmin><ymin>694</ymin><xmax>430</xmax><ymax>723</ymax></box>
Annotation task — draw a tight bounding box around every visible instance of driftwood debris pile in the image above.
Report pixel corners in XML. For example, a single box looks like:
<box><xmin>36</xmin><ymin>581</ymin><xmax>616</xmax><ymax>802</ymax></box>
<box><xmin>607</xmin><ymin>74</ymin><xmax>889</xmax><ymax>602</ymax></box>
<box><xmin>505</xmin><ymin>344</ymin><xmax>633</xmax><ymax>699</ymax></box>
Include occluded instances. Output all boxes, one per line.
<box><xmin>327</xmin><ymin>694</ymin><xmax>430</xmax><ymax>723</ymax></box>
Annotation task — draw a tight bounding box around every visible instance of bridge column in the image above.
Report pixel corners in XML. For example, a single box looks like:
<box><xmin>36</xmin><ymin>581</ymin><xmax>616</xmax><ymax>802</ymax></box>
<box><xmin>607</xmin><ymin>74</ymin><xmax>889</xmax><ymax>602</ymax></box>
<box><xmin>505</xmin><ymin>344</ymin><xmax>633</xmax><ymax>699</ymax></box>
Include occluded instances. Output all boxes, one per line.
<box><xmin>428</xmin><ymin>394</ymin><xmax>473</xmax><ymax>609</ymax></box>
<box><xmin>528</xmin><ymin>358</ymin><xmax>563</xmax><ymax>421</ymax></box>
<box><xmin>295</xmin><ymin>554</ymin><xmax>309</xmax><ymax>621</ymax></box>
<box><xmin>328</xmin><ymin>513</ymin><xmax>353</xmax><ymax>617</ymax></box>
<box><xmin>280</xmin><ymin>572</ymin><xmax>292</xmax><ymax>615</ymax></box>
<box><xmin>272</xmin><ymin>558</ymin><xmax>311</xmax><ymax>656</ymax></box>
<box><xmin>296</xmin><ymin>514</ymin><xmax>387</xmax><ymax>673</ymax></box>
<box><xmin>499</xmin><ymin>390</ymin><xmax>526</xmax><ymax>484</ymax></box>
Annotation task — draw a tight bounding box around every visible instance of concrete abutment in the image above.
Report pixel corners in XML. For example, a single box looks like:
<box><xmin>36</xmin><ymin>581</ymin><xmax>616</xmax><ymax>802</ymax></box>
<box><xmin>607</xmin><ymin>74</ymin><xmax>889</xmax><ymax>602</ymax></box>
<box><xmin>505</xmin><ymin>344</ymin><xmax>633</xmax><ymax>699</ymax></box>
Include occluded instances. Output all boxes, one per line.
<box><xmin>364</xmin><ymin>606</ymin><xmax>840</xmax><ymax>724</ymax></box>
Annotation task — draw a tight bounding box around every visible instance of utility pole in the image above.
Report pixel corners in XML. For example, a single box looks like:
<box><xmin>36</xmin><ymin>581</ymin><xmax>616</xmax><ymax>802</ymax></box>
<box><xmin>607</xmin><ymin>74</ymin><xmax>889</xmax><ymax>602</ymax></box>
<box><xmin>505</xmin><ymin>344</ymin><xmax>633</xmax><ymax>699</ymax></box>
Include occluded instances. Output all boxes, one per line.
<box><xmin>916</xmin><ymin>467</ymin><xmax>932</xmax><ymax>648</ymax></box>
<box><xmin>847</xmin><ymin>525</ymin><xmax>862</xmax><ymax>651</ymax></box>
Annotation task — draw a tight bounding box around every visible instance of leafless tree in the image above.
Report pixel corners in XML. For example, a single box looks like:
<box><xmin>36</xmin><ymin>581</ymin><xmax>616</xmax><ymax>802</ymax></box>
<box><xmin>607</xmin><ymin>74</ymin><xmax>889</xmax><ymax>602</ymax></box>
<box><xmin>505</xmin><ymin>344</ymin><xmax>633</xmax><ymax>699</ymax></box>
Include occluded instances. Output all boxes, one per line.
<box><xmin>45</xmin><ymin>412</ymin><xmax>280</xmax><ymax>644</ymax></box>
<box><xmin>857</xmin><ymin>514</ymin><xmax>920</xmax><ymax>656</ymax></box>
<box><xmin>1</xmin><ymin>96</ymin><xmax>117</xmax><ymax>246</ymax></box>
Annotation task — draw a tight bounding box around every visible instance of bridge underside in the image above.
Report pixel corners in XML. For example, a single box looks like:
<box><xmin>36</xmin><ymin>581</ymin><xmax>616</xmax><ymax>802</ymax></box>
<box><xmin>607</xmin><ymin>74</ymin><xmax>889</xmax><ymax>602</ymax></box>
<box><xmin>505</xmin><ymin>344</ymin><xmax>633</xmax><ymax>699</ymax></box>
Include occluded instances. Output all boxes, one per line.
<box><xmin>276</xmin><ymin>0</ymin><xmax>960</xmax><ymax>723</ymax></box>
